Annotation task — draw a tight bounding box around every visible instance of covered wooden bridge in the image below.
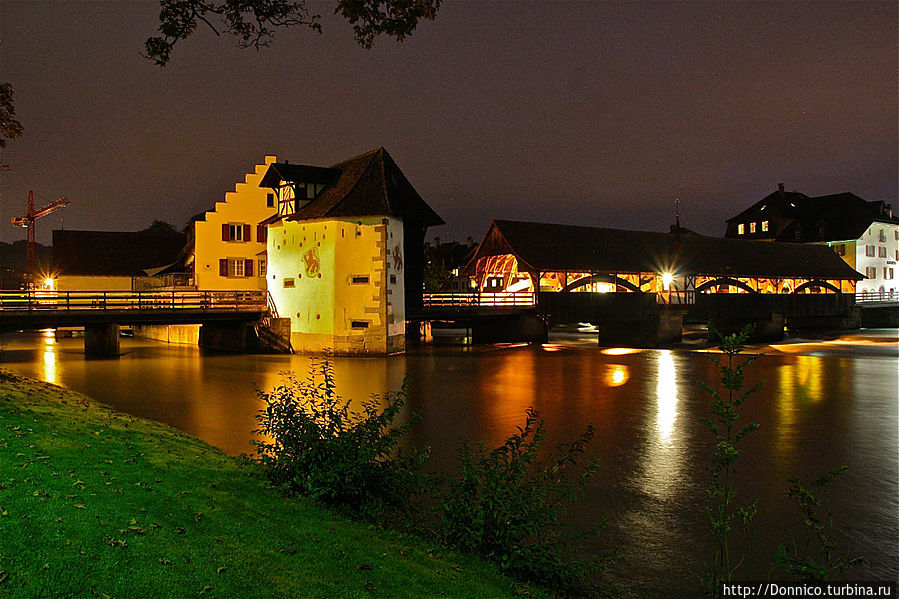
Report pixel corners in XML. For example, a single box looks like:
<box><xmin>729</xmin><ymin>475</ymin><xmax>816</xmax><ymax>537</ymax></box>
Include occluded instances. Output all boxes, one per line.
<box><xmin>454</xmin><ymin>220</ymin><xmax>863</xmax><ymax>344</ymax></box>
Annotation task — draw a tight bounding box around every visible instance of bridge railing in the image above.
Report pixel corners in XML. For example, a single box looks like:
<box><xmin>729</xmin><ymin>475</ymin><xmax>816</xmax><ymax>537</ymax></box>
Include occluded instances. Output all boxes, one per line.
<box><xmin>422</xmin><ymin>292</ymin><xmax>536</xmax><ymax>308</ymax></box>
<box><xmin>856</xmin><ymin>290</ymin><xmax>898</xmax><ymax>304</ymax></box>
<box><xmin>0</xmin><ymin>290</ymin><xmax>268</xmax><ymax>312</ymax></box>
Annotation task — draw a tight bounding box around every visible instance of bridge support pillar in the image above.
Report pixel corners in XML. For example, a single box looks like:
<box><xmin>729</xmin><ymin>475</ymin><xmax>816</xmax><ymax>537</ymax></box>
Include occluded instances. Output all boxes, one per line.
<box><xmin>84</xmin><ymin>324</ymin><xmax>120</xmax><ymax>357</ymax></box>
<box><xmin>708</xmin><ymin>313</ymin><xmax>785</xmax><ymax>342</ymax></box>
<box><xmin>788</xmin><ymin>307</ymin><xmax>861</xmax><ymax>331</ymax></box>
<box><xmin>199</xmin><ymin>322</ymin><xmax>258</xmax><ymax>352</ymax></box>
<box><xmin>471</xmin><ymin>314</ymin><xmax>547</xmax><ymax>344</ymax></box>
<box><xmin>598</xmin><ymin>308</ymin><xmax>685</xmax><ymax>348</ymax></box>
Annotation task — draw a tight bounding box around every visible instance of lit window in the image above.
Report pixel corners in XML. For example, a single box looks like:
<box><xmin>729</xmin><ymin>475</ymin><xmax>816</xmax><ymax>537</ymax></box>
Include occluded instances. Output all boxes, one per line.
<box><xmin>761</xmin><ymin>220</ymin><xmax>769</xmax><ymax>232</ymax></box>
<box><xmin>737</xmin><ymin>223</ymin><xmax>745</xmax><ymax>235</ymax></box>
<box><xmin>750</xmin><ymin>222</ymin><xmax>757</xmax><ymax>233</ymax></box>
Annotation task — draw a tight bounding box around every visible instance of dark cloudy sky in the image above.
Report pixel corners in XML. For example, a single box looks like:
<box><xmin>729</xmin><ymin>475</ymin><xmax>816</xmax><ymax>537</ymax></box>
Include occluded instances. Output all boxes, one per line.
<box><xmin>1</xmin><ymin>0</ymin><xmax>896</xmax><ymax>245</ymax></box>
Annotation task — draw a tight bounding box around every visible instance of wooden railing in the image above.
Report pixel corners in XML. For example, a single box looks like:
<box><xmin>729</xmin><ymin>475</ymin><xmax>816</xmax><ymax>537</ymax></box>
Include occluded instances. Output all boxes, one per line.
<box><xmin>0</xmin><ymin>290</ymin><xmax>268</xmax><ymax>312</ymax></box>
<box><xmin>422</xmin><ymin>292</ymin><xmax>536</xmax><ymax>308</ymax></box>
<box><xmin>856</xmin><ymin>290</ymin><xmax>899</xmax><ymax>304</ymax></box>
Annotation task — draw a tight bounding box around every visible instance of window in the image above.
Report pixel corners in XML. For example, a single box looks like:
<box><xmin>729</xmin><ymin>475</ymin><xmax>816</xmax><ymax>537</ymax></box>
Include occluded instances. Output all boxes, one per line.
<box><xmin>865</xmin><ymin>267</ymin><xmax>876</xmax><ymax>279</ymax></box>
<box><xmin>737</xmin><ymin>223</ymin><xmax>745</xmax><ymax>235</ymax></box>
<box><xmin>257</xmin><ymin>225</ymin><xmax>267</xmax><ymax>243</ymax></box>
<box><xmin>865</xmin><ymin>245</ymin><xmax>876</xmax><ymax>257</ymax></box>
<box><xmin>258</xmin><ymin>259</ymin><xmax>266</xmax><ymax>277</ymax></box>
<box><xmin>878</xmin><ymin>246</ymin><xmax>887</xmax><ymax>258</ymax></box>
<box><xmin>283</xmin><ymin>278</ymin><xmax>295</xmax><ymax>288</ymax></box>
<box><xmin>222</xmin><ymin>223</ymin><xmax>250</xmax><ymax>242</ymax></box>
<box><xmin>351</xmin><ymin>275</ymin><xmax>370</xmax><ymax>285</ymax></box>
<box><xmin>266</xmin><ymin>193</ymin><xmax>275</xmax><ymax>208</ymax></box>
<box><xmin>884</xmin><ymin>267</ymin><xmax>894</xmax><ymax>280</ymax></box>
<box><xmin>895</xmin><ymin>230</ymin><xmax>899</xmax><ymax>240</ymax></box>
<box><xmin>350</xmin><ymin>320</ymin><xmax>369</xmax><ymax>329</ymax></box>
<box><xmin>390</xmin><ymin>275</ymin><xmax>397</xmax><ymax>284</ymax></box>
<box><xmin>219</xmin><ymin>258</ymin><xmax>253</xmax><ymax>277</ymax></box>
<box><xmin>749</xmin><ymin>222</ymin><xmax>757</xmax><ymax>233</ymax></box>
<box><xmin>879</xmin><ymin>229</ymin><xmax>886</xmax><ymax>242</ymax></box>
<box><xmin>761</xmin><ymin>220</ymin><xmax>769</xmax><ymax>232</ymax></box>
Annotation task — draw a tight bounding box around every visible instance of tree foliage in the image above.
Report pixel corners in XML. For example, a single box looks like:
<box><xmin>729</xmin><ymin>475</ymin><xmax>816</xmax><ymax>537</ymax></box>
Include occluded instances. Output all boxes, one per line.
<box><xmin>145</xmin><ymin>0</ymin><xmax>441</xmax><ymax>66</ymax></box>
<box><xmin>0</xmin><ymin>82</ymin><xmax>24</xmax><ymax>171</ymax></box>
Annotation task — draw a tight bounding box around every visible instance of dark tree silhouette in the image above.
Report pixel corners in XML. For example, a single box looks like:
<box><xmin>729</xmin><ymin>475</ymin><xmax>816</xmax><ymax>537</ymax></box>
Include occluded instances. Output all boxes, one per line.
<box><xmin>0</xmin><ymin>82</ymin><xmax>24</xmax><ymax>171</ymax></box>
<box><xmin>145</xmin><ymin>0</ymin><xmax>441</xmax><ymax>67</ymax></box>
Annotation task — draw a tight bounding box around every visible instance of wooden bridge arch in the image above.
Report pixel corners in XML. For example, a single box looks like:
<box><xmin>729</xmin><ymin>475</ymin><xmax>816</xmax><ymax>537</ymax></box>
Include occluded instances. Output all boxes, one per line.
<box><xmin>694</xmin><ymin>277</ymin><xmax>757</xmax><ymax>294</ymax></box>
<box><xmin>561</xmin><ymin>274</ymin><xmax>640</xmax><ymax>293</ymax></box>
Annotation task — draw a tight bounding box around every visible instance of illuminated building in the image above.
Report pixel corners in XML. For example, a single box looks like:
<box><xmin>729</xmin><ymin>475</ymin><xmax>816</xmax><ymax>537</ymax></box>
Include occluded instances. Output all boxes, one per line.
<box><xmin>189</xmin><ymin>156</ymin><xmax>278</xmax><ymax>291</ymax></box>
<box><xmin>725</xmin><ymin>184</ymin><xmax>899</xmax><ymax>297</ymax></box>
<box><xmin>260</xmin><ymin>147</ymin><xmax>443</xmax><ymax>355</ymax></box>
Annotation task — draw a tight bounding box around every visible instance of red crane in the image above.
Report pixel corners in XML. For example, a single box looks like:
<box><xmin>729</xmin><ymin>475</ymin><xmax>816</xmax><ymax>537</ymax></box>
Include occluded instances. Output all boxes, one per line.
<box><xmin>11</xmin><ymin>190</ymin><xmax>70</xmax><ymax>280</ymax></box>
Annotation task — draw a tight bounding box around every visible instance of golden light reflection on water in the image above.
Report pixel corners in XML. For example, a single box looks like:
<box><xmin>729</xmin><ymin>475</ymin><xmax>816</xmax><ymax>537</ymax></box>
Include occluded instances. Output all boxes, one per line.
<box><xmin>602</xmin><ymin>347</ymin><xmax>644</xmax><ymax>356</ymax></box>
<box><xmin>605</xmin><ymin>364</ymin><xmax>629</xmax><ymax>387</ymax></box>
<box><xmin>774</xmin><ymin>355</ymin><xmax>826</xmax><ymax>461</ymax></box>
<box><xmin>41</xmin><ymin>329</ymin><xmax>58</xmax><ymax>385</ymax></box>
<box><xmin>639</xmin><ymin>350</ymin><xmax>682</xmax><ymax>499</ymax></box>
<box><xmin>655</xmin><ymin>351</ymin><xmax>677</xmax><ymax>445</ymax></box>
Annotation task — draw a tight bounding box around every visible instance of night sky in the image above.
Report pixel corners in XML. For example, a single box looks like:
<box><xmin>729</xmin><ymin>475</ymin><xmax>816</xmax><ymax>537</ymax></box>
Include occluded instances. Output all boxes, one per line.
<box><xmin>1</xmin><ymin>0</ymin><xmax>896</xmax><ymax>245</ymax></box>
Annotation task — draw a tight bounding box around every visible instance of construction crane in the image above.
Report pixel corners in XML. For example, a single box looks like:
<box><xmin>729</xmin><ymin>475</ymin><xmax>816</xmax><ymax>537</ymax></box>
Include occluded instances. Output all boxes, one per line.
<box><xmin>11</xmin><ymin>190</ymin><xmax>70</xmax><ymax>281</ymax></box>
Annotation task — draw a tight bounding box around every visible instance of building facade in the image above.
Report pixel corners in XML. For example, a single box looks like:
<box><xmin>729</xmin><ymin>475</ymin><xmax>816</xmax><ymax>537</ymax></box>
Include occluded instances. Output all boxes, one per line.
<box><xmin>725</xmin><ymin>185</ymin><xmax>899</xmax><ymax>297</ymax></box>
<box><xmin>261</xmin><ymin>147</ymin><xmax>442</xmax><ymax>355</ymax></box>
<box><xmin>190</xmin><ymin>156</ymin><xmax>278</xmax><ymax>291</ymax></box>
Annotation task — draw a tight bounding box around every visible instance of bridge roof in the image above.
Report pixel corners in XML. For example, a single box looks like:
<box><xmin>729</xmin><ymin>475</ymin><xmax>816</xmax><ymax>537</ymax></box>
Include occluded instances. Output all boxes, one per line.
<box><xmin>464</xmin><ymin>220</ymin><xmax>863</xmax><ymax>280</ymax></box>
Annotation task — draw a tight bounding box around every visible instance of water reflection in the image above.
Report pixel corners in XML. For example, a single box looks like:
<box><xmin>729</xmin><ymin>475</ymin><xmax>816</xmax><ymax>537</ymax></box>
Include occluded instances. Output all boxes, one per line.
<box><xmin>605</xmin><ymin>364</ymin><xmax>629</xmax><ymax>387</ymax></box>
<box><xmin>41</xmin><ymin>329</ymin><xmax>58</xmax><ymax>385</ymax></box>
<box><xmin>640</xmin><ymin>350</ymin><xmax>683</xmax><ymax>500</ymax></box>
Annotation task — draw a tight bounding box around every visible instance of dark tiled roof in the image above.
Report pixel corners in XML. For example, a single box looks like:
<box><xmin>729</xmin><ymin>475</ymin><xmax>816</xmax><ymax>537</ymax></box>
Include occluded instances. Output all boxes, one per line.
<box><xmin>465</xmin><ymin>220</ymin><xmax>862</xmax><ymax>280</ymax></box>
<box><xmin>262</xmin><ymin>147</ymin><xmax>443</xmax><ymax>227</ymax></box>
<box><xmin>726</xmin><ymin>188</ymin><xmax>898</xmax><ymax>242</ymax></box>
<box><xmin>258</xmin><ymin>163</ymin><xmax>341</xmax><ymax>189</ymax></box>
<box><xmin>52</xmin><ymin>230</ymin><xmax>186</xmax><ymax>276</ymax></box>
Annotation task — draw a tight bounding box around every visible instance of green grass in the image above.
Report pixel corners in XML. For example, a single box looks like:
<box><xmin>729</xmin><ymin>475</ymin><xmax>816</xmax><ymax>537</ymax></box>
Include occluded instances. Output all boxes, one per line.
<box><xmin>0</xmin><ymin>369</ymin><xmax>546</xmax><ymax>598</ymax></box>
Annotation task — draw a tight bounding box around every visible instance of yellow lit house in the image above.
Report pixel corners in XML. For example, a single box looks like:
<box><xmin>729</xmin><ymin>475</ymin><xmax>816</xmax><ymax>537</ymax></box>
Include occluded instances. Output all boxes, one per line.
<box><xmin>190</xmin><ymin>156</ymin><xmax>279</xmax><ymax>291</ymax></box>
<box><xmin>260</xmin><ymin>147</ymin><xmax>443</xmax><ymax>355</ymax></box>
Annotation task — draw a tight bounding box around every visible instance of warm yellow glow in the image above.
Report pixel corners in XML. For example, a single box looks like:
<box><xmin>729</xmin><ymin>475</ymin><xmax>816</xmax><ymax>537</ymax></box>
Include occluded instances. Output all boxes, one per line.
<box><xmin>601</xmin><ymin>347</ymin><xmax>643</xmax><ymax>356</ymax></box>
<box><xmin>605</xmin><ymin>364</ymin><xmax>629</xmax><ymax>386</ymax></box>
<box><xmin>41</xmin><ymin>329</ymin><xmax>58</xmax><ymax>385</ymax></box>
<box><xmin>42</xmin><ymin>277</ymin><xmax>55</xmax><ymax>291</ymax></box>
<box><xmin>661</xmin><ymin>272</ymin><xmax>674</xmax><ymax>290</ymax></box>
<box><xmin>540</xmin><ymin>344</ymin><xmax>565</xmax><ymax>352</ymax></box>
<box><xmin>656</xmin><ymin>350</ymin><xmax>678</xmax><ymax>444</ymax></box>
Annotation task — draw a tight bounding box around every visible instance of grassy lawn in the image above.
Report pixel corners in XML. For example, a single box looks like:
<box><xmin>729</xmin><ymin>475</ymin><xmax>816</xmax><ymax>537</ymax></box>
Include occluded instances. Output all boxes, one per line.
<box><xmin>0</xmin><ymin>369</ymin><xmax>545</xmax><ymax>598</ymax></box>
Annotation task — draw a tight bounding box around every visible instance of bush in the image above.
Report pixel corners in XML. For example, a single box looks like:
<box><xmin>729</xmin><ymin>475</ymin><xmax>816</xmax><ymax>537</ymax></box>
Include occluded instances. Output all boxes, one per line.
<box><xmin>439</xmin><ymin>407</ymin><xmax>601</xmax><ymax>593</ymax></box>
<box><xmin>251</xmin><ymin>360</ymin><xmax>428</xmax><ymax>520</ymax></box>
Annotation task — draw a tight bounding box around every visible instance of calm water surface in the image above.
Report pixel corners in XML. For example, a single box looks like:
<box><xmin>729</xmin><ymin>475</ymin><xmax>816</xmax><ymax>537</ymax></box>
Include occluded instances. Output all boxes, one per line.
<box><xmin>2</xmin><ymin>329</ymin><xmax>897</xmax><ymax>597</ymax></box>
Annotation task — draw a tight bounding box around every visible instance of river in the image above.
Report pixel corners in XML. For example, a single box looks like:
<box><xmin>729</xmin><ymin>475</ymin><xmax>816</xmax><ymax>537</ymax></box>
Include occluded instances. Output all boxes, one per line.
<box><xmin>1</xmin><ymin>329</ymin><xmax>896</xmax><ymax>597</ymax></box>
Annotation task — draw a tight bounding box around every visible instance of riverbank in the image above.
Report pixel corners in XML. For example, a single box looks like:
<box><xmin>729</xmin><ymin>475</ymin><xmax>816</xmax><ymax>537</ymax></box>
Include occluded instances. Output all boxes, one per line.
<box><xmin>0</xmin><ymin>369</ymin><xmax>546</xmax><ymax>598</ymax></box>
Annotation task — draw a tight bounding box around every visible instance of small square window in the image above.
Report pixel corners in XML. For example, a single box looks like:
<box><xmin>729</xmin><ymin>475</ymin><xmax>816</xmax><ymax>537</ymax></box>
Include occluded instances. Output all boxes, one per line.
<box><xmin>351</xmin><ymin>275</ymin><xmax>370</xmax><ymax>285</ymax></box>
<box><xmin>351</xmin><ymin>320</ymin><xmax>369</xmax><ymax>329</ymax></box>
<box><xmin>390</xmin><ymin>275</ymin><xmax>397</xmax><ymax>284</ymax></box>
<box><xmin>283</xmin><ymin>278</ymin><xmax>295</xmax><ymax>288</ymax></box>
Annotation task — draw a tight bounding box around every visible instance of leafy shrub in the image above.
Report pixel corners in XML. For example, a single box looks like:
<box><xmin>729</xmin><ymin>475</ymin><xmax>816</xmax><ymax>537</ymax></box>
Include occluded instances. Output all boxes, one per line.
<box><xmin>774</xmin><ymin>466</ymin><xmax>869</xmax><ymax>580</ymax></box>
<box><xmin>439</xmin><ymin>407</ymin><xmax>601</xmax><ymax>593</ymax></box>
<box><xmin>701</xmin><ymin>326</ymin><xmax>762</xmax><ymax>595</ymax></box>
<box><xmin>251</xmin><ymin>360</ymin><xmax>428</xmax><ymax>520</ymax></box>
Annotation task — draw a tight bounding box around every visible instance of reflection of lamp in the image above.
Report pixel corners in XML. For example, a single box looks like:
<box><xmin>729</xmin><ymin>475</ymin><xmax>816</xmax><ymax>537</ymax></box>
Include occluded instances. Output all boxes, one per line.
<box><xmin>661</xmin><ymin>272</ymin><xmax>674</xmax><ymax>291</ymax></box>
<box><xmin>656</xmin><ymin>350</ymin><xmax>677</xmax><ymax>444</ymax></box>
